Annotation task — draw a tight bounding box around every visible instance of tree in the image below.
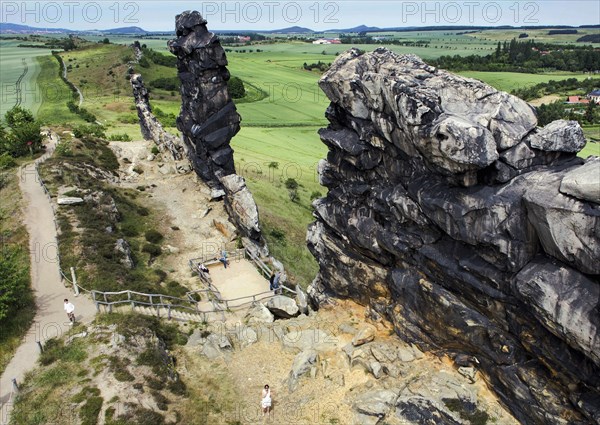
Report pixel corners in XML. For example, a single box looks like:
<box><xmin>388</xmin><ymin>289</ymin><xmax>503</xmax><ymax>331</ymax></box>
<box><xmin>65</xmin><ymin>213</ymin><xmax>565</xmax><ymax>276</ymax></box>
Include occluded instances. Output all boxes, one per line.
<box><xmin>585</xmin><ymin>101</ymin><xmax>597</xmax><ymax>123</ymax></box>
<box><xmin>0</xmin><ymin>246</ymin><xmax>29</xmax><ymax>322</ymax></box>
<box><xmin>284</xmin><ymin>178</ymin><xmax>299</xmax><ymax>202</ymax></box>
<box><xmin>102</xmin><ymin>37</ymin><xmax>110</xmax><ymax>44</ymax></box>
<box><xmin>227</xmin><ymin>76</ymin><xmax>246</xmax><ymax>99</ymax></box>
<box><xmin>0</xmin><ymin>107</ymin><xmax>41</xmax><ymax>157</ymax></box>
<box><xmin>5</xmin><ymin>106</ymin><xmax>34</xmax><ymax>128</ymax></box>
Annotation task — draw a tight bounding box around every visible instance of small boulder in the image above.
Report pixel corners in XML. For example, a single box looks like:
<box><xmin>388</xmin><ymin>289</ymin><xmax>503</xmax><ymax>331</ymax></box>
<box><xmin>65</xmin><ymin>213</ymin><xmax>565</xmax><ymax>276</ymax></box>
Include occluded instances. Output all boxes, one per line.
<box><xmin>57</xmin><ymin>196</ymin><xmax>84</xmax><ymax>205</ymax></box>
<box><xmin>530</xmin><ymin>120</ymin><xmax>586</xmax><ymax>153</ymax></box>
<box><xmin>266</xmin><ymin>295</ymin><xmax>300</xmax><ymax>319</ymax></box>
<box><xmin>292</xmin><ymin>350</ymin><xmax>318</xmax><ymax>376</ymax></box>
<box><xmin>458</xmin><ymin>366</ymin><xmax>477</xmax><ymax>383</ymax></box>
<box><xmin>295</xmin><ymin>285</ymin><xmax>309</xmax><ymax>315</ymax></box>
<box><xmin>352</xmin><ymin>324</ymin><xmax>376</xmax><ymax>346</ymax></box>
<box><xmin>370</xmin><ymin>361</ymin><xmax>383</xmax><ymax>379</ymax></box>
<box><xmin>559</xmin><ymin>157</ymin><xmax>600</xmax><ymax>204</ymax></box>
<box><xmin>398</xmin><ymin>347</ymin><xmax>416</xmax><ymax>363</ymax></box>
<box><xmin>245</xmin><ymin>302</ymin><xmax>274</xmax><ymax>324</ymax></box>
<box><xmin>114</xmin><ymin>238</ymin><xmax>135</xmax><ymax>269</ymax></box>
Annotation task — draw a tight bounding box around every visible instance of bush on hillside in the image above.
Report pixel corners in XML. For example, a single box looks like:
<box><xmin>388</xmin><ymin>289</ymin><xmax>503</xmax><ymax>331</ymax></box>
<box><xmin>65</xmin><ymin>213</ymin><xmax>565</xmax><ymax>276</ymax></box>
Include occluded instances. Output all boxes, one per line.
<box><xmin>227</xmin><ymin>76</ymin><xmax>246</xmax><ymax>99</ymax></box>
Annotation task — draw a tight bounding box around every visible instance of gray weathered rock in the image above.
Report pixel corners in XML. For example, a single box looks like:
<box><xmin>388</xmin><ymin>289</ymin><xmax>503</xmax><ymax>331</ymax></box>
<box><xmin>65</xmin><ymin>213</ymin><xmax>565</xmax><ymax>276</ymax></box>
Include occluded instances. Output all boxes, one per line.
<box><xmin>57</xmin><ymin>196</ymin><xmax>84</xmax><ymax>205</ymax></box>
<box><xmin>290</xmin><ymin>349</ymin><xmax>318</xmax><ymax>379</ymax></box>
<box><xmin>353</xmin><ymin>389</ymin><xmax>398</xmax><ymax>418</ymax></box>
<box><xmin>244</xmin><ymin>302</ymin><xmax>274</xmax><ymax>324</ymax></box>
<box><xmin>529</xmin><ymin>119</ymin><xmax>586</xmax><ymax>153</ymax></box>
<box><xmin>560</xmin><ymin>156</ymin><xmax>600</xmax><ymax>204</ymax></box>
<box><xmin>295</xmin><ymin>285</ymin><xmax>309</xmax><ymax>315</ymax></box>
<box><xmin>130</xmin><ymin>74</ymin><xmax>184</xmax><ymax>160</ymax></box>
<box><xmin>523</xmin><ymin>169</ymin><xmax>600</xmax><ymax>274</ymax></box>
<box><xmin>307</xmin><ymin>47</ymin><xmax>600</xmax><ymax>424</ymax></box>
<box><xmin>114</xmin><ymin>238</ymin><xmax>134</xmax><ymax>269</ymax></box>
<box><xmin>352</xmin><ymin>325</ymin><xmax>376</xmax><ymax>346</ymax></box>
<box><xmin>282</xmin><ymin>329</ymin><xmax>336</xmax><ymax>352</ymax></box>
<box><xmin>514</xmin><ymin>258</ymin><xmax>600</xmax><ymax>366</ymax></box>
<box><xmin>266</xmin><ymin>295</ymin><xmax>300</xmax><ymax>319</ymax></box>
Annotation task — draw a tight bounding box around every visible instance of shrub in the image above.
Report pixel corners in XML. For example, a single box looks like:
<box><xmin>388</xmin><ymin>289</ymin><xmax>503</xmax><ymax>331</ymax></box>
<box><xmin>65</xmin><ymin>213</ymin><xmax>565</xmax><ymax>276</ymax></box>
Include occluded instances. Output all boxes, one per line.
<box><xmin>0</xmin><ymin>246</ymin><xmax>29</xmax><ymax>321</ymax></box>
<box><xmin>80</xmin><ymin>396</ymin><xmax>103</xmax><ymax>425</ymax></box>
<box><xmin>310</xmin><ymin>190</ymin><xmax>322</xmax><ymax>200</ymax></box>
<box><xmin>227</xmin><ymin>76</ymin><xmax>246</xmax><ymax>99</ymax></box>
<box><xmin>107</xmin><ymin>133</ymin><xmax>132</xmax><ymax>142</ymax></box>
<box><xmin>142</xmin><ymin>244</ymin><xmax>162</xmax><ymax>257</ymax></box>
<box><xmin>166</xmin><ymin>280</ymin><xmax>188</xmax><ymax>298</ymax></box>
<box><xmin>151</xmin><ymin>146</ymin><xmax>160</xmax><ymax>155</ymax></box>
<box><xmin>153</xmin><ymin>269</ymin><xmax>167</xmax><ymax>282</ymax></box>
<box><xmin>145</xmin><ymin>230</ymin><xmax>164</xmax><ymax>244</ymax></box>
<box><xmin>0</xmin><ymin>153</ymin><xmax>16</xmax><ymax>170</ymax></box>
<box><xmin>73</xmin><ymin>124</ymin><xmax>106</xmax><ymax>139</ymax></box>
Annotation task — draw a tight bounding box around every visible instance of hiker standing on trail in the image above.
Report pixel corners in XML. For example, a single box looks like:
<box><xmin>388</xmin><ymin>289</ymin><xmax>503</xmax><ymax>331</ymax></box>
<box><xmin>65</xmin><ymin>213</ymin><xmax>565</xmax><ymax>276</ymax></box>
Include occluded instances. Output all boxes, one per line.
<box><xmin>269</xmin><ymin>271</ymin><xmax>276</xmax><ymax>291</ymax></box>
<box><xmin>261</xmin><ymin>384</ymin><xmax>272</xmax><ymax>417</ymax></box>
<box><xmin>219</xmin><ymin>250</ymin><xmax>229</xmax><ymax>268</ymax></box>
<box><xmin>272</xmin><ymin>272</ymin><xmax>281</xmax><ymax>294</ymax></box>
<box><xmin>64</xmin><ymin>299</ymin><xmax>75</xmax><ymax>325</ymax></box>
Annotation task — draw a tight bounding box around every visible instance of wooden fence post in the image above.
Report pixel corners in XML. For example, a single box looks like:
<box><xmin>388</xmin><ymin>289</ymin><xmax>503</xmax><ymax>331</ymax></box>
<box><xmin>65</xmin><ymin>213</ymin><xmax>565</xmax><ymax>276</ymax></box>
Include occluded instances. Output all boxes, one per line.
<box><xmin>70</xmin><ymin>267</ymin><xmax>79</xmax><ymax>296</ymax></box>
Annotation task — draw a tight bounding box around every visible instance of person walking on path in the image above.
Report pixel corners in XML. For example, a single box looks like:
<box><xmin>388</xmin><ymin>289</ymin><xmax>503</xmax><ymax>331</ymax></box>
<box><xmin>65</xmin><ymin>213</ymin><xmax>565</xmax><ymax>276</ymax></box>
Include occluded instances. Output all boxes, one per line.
<box><xmin>64</xmin><ymin>299</ymin><xmax>75</xmax><ymax>324</ymax></box>
<box><xmin>219</xmin><ymin>250</ymin><xmax>229</xmax><ymax>268</ymax></box>
<box><xmin>261</xmin><ymin>384</ymin><xmax>272</xmax><ymax>418</ymax></box>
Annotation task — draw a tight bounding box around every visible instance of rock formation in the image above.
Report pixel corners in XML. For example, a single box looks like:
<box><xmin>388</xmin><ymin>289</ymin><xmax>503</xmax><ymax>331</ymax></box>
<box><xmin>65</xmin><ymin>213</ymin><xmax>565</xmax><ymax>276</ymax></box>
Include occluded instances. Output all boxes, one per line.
<box><xmin>130</xmin><ymin>73</ymin><xmax>185</xmax><ymax>161</ymax></box>
<box><xmin>307</xmin><ymin>48</ymin><xmax>600</xmax><ymax>424</ymax></box>
<box><xmin>167</xmin><ymin>11</ymin><xmax>265</xmax><ymax>250</ymax></box>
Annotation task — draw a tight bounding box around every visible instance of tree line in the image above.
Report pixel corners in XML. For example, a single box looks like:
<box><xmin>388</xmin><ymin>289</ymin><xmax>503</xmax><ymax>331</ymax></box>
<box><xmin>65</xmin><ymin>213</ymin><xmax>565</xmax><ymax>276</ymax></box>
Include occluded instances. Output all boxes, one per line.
<box><xmin>432</xmin><ymin>39</ymin><xmax>600</xmax><ymax>73</ymax></box>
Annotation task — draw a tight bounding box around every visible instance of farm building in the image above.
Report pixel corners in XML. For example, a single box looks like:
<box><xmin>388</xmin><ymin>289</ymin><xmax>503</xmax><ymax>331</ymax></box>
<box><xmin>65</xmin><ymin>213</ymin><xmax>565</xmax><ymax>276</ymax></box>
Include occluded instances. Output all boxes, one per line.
<box><xmin>566</xmin><ymin>96</ymin><xmax>590</xmax><ymax>104</ymax></box>
<box><xmin>588</xmin><ymin>90</ymin><xmax>600</xmax><ymax>102</ymax></box>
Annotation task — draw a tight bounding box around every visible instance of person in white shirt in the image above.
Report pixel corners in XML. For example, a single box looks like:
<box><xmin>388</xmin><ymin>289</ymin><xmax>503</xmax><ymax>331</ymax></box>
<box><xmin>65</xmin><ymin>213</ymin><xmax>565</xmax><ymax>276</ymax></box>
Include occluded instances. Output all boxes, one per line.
<box><xmin>261</xmin><ymin>384</ymin><xmax>272</xmax><ymax>417</ymax></box>
<box><xmin>64</xmin><ymin>299</ymin><xmax>75</xmax><ymax>324</ymax></box>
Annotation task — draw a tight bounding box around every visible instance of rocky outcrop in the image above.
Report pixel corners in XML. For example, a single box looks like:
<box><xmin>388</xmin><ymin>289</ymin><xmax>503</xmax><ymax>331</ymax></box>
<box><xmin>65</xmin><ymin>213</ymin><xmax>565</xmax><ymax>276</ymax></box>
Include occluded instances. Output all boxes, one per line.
<box><xmin>307</xmin><ymin>48</ymin><xmax>600</xmax><ymax>424</ymax></box>
<box><xmin>167</xmin><ymin>11</ymin><xmax>265</xmax><ymax>250</ymax></box>
<box><xmin>130</xmin><ymin>74</ymin><xmax>185</xmax><ymax>160</ymax></box>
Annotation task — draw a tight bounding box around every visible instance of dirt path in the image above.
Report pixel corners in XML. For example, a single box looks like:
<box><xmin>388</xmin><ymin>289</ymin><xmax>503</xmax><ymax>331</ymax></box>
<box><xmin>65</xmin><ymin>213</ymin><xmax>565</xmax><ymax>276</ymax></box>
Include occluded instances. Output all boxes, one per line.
<box><xmin>0</xmin><ymin>136</ymin><xmax>96</xmax><ymax>422</ymax></box>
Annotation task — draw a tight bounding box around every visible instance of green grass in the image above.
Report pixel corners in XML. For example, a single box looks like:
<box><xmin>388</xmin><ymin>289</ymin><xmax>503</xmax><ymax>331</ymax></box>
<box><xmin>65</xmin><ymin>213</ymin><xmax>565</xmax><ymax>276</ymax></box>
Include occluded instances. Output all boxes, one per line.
<box><xmin>467</xmin><ymin>28</ymin><xmax>600</xmax><ymax>45</ymax></box>
<box><xmin>458</xmin><ymin>71</ymin><xmax>592</xmax><ymax>93</ymax></box>
<box><xmin>0</xmin><ymin>40</ymin><xmax>55</xmax><ymax>117</ymax></box>
<box><xmin>580</xmin><ymin>126</ymin><xmax>600</xmax><ymax>158</ymax></box>
<box><xmin>232</xmin><ymin>126</ymin><xmax>326</xmax><ymax>287</ymax></box>
<box><xmin>35</xmin><ymin>55</ymin><xmax>86</xmax><ymax>125</ymax></box>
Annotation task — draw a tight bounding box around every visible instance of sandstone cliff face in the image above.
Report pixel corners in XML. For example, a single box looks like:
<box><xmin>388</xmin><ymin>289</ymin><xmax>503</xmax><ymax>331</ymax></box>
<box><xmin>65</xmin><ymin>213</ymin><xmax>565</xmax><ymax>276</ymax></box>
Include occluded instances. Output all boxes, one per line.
<box><xmin>307</xmin><ymin>48</ymin><xmax>600</xmax><ymax>424</ymax></box>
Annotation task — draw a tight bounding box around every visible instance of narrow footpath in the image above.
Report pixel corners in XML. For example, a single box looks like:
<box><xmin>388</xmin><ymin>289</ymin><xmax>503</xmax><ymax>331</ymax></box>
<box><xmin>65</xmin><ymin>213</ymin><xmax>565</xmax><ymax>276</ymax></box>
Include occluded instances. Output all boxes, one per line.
<box><xmin>0</xmin><ymin>136</ymin><xmax>96</xmax><ymax>423</ymax></box>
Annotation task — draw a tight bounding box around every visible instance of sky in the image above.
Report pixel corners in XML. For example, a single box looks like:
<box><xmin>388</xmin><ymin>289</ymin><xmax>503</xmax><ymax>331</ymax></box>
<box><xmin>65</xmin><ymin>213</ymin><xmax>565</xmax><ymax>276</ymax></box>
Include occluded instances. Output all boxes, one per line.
<box><xmin>1</xmin><ymin>1</ymin><xmax>599</xmax><ymax>31</ymax></box>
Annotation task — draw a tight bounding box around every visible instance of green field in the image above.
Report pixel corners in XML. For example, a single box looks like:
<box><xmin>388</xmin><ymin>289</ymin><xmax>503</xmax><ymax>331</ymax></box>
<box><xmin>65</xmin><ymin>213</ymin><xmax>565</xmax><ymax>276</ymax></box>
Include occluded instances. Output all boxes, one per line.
<box><xmin>467</xmin><ymin>28</ymin><xmax>599</xmax><ymax>45</ymax></box>
<box><xmin>458</xmin><ymin>71</ymin><xmax>594</xmax><ymax>92</ymax></box>
<box><xmin>0</xmin><ymin>40</ymin><xmax>55</xmax><ymax>118</ymax></box>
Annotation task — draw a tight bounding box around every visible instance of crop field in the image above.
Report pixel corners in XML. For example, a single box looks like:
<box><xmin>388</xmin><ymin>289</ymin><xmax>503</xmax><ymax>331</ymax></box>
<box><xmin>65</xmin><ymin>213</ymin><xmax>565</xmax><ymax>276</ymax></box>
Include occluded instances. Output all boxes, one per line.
<box><xmin>0</xmin><ymin>40</ymin><xmax>55</xmax><ymax>117</ymax></box>
<box><xmin>457</xmin><ymin>71</ymin><xmax>593</xmax><ymax>92</ymax></box>
<box><xmin>466</xmin><ymin>28</ymin><xmax>599</xmax><ymax>44</ymax></box>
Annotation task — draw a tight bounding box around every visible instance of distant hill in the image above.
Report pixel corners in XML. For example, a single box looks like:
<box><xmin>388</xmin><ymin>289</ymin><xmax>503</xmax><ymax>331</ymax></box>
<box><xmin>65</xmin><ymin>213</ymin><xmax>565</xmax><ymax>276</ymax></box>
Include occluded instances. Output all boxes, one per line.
<box><xmin>0</xmin><ymin>22</ymin><xmax>149</xmax><ymax>34</ymax></box>
<box><xmin>326</xmin><ymin>25</ymin><xmax>382</xmax><ymax>33</ymax></box>
<box><xmin>100</xmin><ymin>26</ymin><xmax>148</xmax><ymax>34</ymax></box>
<box><xmin>264</xmin><ymin>26</ymin><xmax>314</xmax><ymax>34</ymax></box>
<box><xmin>0</xmin><ymin>22</ymin><xmax>74</xmax><ymax>34</ymax></box>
